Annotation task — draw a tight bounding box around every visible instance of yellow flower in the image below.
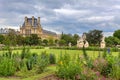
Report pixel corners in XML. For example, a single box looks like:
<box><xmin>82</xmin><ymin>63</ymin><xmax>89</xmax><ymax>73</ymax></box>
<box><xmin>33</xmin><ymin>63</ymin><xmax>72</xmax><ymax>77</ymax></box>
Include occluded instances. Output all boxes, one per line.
<box><xmin>59</xmin><ymin>61</ymin><xmax>63</xmax><ymax>65</ymax></box>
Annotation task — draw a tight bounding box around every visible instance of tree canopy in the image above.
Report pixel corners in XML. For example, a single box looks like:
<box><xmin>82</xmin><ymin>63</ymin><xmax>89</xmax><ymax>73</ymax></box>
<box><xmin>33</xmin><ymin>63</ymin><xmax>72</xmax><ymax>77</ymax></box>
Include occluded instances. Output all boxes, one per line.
<box><xmin>113</xmin><ymin>30</ymin><xmax>120</xmax><ymax>39</ymax></box>
<box><xmin>86</xmin><ymin>29</ymin><xmax>103</xmax><ymax>46</ymax></box>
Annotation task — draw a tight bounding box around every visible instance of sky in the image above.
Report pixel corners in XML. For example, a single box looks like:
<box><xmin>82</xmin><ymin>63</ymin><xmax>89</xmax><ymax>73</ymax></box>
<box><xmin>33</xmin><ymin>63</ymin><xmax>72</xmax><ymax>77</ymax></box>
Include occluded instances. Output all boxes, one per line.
<box><xmin>0</xmin><ymin>0</ymin><xmax>120</xmax><ymax>36</ymax></box>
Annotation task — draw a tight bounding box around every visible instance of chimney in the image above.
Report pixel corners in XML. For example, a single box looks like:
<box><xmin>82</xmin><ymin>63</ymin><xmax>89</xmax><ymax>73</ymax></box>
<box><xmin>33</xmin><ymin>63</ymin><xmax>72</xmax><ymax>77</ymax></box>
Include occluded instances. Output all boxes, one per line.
<box><xmin>32</xmin><ymin>16</ymin><xmax>34</xmax><ymax>26</ymax></box>
<box><xmin>38</xmin><ymin>17</ymin><xmax>40</xmax><ymax>25</ymax></box>
<box><xmin>25</xmin><ymin>16</ymin><xmax>27</xmax><ymax>26</ymax></box>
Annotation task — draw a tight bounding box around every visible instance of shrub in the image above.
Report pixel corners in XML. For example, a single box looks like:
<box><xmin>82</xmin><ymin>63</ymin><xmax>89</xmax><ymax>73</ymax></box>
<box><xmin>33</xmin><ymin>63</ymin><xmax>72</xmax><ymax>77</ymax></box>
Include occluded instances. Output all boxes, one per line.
<box><xmin>102</xmin><ymin>48</ymin><xmax>107</xmax><ymax>58</ymax></box>
<box><xmin>26</xmin><ymin>58</ymin><xmax>33</xmax><ymax>70</ymax></box>
<box><xmin>36</xmin><ymin>51</ymin><xmax>49</xmax><ymax>73</ymax></box>
<box><xmin>0</xmin><ymin>57</ymin><xmax>16</xmax><ymax>76</ymax></box>
<box><xmin>82</xmin><ymin>46</ymin><xmax>88</xmax><ymax>60</ymax></box>
<box><xmin>110</xmin><ymin>58</ymin><xmax>120</xmax><ymax>80</ymax></box>
<box><xmin>21</xmin><ymin>47</ymin><xmax>31</xmax><ymax>59</ymax></box>
<box><xmin>56</xmin><ymin>53</ymin><xmax>83</xmax><ymax>80</ymax></box>
<box><xmin>49</xmin><ymin>53</ymin><xmax>56</xmax><ymax>64</ymax></box>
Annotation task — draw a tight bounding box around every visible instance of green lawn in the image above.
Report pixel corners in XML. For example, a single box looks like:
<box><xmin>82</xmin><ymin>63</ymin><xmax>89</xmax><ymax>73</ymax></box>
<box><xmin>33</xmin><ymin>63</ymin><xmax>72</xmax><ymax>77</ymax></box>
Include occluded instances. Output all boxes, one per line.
<box><xmin>1</xmin><ymin>48</ymin><xmax>118</xmax><ymax>59</ymax></box>
<box><xmin>0</xmin><ymin>48</ymin><xmax>119</xmax><ymax>80</ymax></box>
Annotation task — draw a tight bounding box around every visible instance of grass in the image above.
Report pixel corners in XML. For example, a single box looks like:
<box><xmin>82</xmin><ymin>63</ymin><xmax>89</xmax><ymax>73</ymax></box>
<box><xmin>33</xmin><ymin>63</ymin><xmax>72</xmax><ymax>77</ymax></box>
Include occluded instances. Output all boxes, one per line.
<box><xmin>0</xmin><ymin>48</ymin><xmax>119</xmax><ymax>80</ymax></box>
<box><xmin>0</xmin><ymin>65</ymin><xmax>56</xmax><ymax>80</ymax></box>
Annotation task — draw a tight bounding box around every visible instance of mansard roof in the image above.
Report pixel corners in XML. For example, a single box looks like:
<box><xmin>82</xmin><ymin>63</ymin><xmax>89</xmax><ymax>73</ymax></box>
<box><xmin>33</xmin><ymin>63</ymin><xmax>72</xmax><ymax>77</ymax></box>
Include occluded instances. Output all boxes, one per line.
<box><xmin>22</xmin><ymin>18</ymin><xmax>39</xmax><ymax>27</ymax></box>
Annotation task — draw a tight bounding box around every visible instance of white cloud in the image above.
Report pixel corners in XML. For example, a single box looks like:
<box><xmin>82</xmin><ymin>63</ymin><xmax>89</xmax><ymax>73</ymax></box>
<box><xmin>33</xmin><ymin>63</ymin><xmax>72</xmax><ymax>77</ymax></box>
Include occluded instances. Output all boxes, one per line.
<box><xmin>54</xmin><ymin>8</ymin><xmax>91</xmax><ymax>16</ymax></box>
<box><xmin>103</xmin><ymin>32</ymin><xmax>113</xmax><ymax>37</ymax></box>
<box><xmin>112</xmin><ymin>5</ymin><xmax>120</xmax><ymax>9</ymax></box>
<box><xmin>0</xmin><ymin>19</ymin><xmax>6</xmax><ymax>24</ymax></box>
<box><xmin>1</xmin><ymin>0</ymin><xmax>120</xmax><ymax>36</ymax></box>
<box><xmin>79</xmin><ymin>16</ymin><xmax>114</xmax><ymax>22</ymax></box>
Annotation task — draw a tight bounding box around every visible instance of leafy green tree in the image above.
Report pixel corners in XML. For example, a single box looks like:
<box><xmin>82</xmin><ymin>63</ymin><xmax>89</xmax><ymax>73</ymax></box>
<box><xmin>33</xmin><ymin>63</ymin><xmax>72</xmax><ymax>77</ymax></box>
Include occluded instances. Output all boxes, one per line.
<box><xmin>59</xmin><ymin>39</ymin><xmax>66</xmax><ymax>46</ymax></box>
<box><xmin>39</xmin><ymin>38</ymin><xmax>42</xmax><ymax>45</ymax></box>
<box><xmin>72</xmin><ymin>34</ymin><xmax>79</xmax><ymax>45</ymax></box>
<box><xmin>86</xmin><ymin>29</ymin><xmax>103</xmax><ymax>46</ymax></box>
<box><xmin>61</xmin><ymin>33</ymin><xmax>73</xmax><ymax>46</ymax></box>
<box><xmin>0</xmin><ymin>34</ymin><xmax>4</xmax><ymax>44</ymax></box>
<box><xmin>113</xmin><ymin>30</ymin><xmax>120</xmax><ymax>39</ymax></box>
<box><xmin>30</xmin><ymin>34</ymin><xmax>39</xmax><ymax>45</ymax></box>
<box><xmin>49</xmin><ymin>38</ymin><xmax>54</xmax><ymax>46</ymax></box>
<box><xmin>43</xmin><ymin>39</ymin><xmax>48</xmax><ymax>45</ymax></box>
<box><xmin>55</xmin><ymin>39</ymin><xmax>59</xmax><ymax>44</ymax></box>
<box><xmin>3</xmin><ymin>30</ymin><xmax>17</xmax><ymax>46</ymax></box>
<box><xmin>24</xmin><ymin>36</ymin><xmax>31</xmax><ymax>45</ymax></box>
<box><xmin>105</xmin><ymin>36</ymin><xmax>120</xmax><ymax>46</ymax></box>
<box><xmin>16</xmin><ymin>35</ymin><xmax>24</xmax><ymax>45</ymax></box>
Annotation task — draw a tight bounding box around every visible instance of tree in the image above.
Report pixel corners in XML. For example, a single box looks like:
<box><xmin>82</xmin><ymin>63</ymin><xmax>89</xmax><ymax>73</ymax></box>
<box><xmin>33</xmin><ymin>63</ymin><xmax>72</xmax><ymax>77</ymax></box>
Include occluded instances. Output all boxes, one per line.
<box><xmin>72</xmin><ymin>34</ymin><xmax>79</xmax><ymax>45</ymax></box>
<box><xmin>3</xmin><ymin>30</ymin><xmax>17</xmax><ymax>46</ymax></box>
<box><xmin>61</xmin><ymin>33</ymin><xmax>73</xmax><ymax>46</ymax></box>
<box><xmin>59</xmin><ymin>39</ymin><xmax>66</xmax><ymax>46</ymax></box>
<box><xmin>43</xmin><ymin>39</ymin><xmax>48</xmax><ymax>45</ymax></box>
<box><xmin>49</xmin><ymin>38</ymin><xmax>54</xmax><ymax>46</ymax></box>
<box><xmin>0</xmin><ymin>35</ymin><xmax>4</xmax><ymax>44</ymax></box>
<box><xmin>86</xmin><ymin>29</ymin><xmax>103</xmax><ymax>46</ymax></box>
<box><xmin>24</xmin><ymin>36</ymin><xmax>31</xmax><ymax>45</ymax></box>
<box><xmin>105</xmin><ymin>36</ymin><xmax>120</xmax><ymax>46</ymax></box>
<box><xmin>30</xmin><ymin>34</ymin><xmax>39</xmax><ymax>45</ymax></box>
<box><xmin>113</xmin><ymin>30</ymin><xmax>120</xmax><ymax>39</ymax></box>
<box><xmin>16</xmin><ymin>35</ymin><xmax>24</xmax><ymax>45</ymax></box>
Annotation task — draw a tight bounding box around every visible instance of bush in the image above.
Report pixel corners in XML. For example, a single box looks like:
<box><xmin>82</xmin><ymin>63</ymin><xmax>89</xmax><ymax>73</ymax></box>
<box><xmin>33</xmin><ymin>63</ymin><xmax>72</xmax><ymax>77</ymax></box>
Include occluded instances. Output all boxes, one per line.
<box><xmin>36</xmin><ymin>52</ymin><xmax>49</xmax><ymax>73</ymax></box>
<box><xmin>21</xmin><ymin>47</ymin><xmax>31</xmax><ymax>59</ymax></box>
<box><xmin>0</xmin><ymin>57</ymin><xmax>16</xmax><ymax>76</ymax></box>
<box><xmin>49</xmin><ymin>53</ymin><xmax>56</xmax><ymax>64</ymax></box>
<box><xmin>56</xmin><ymin>53</ymin><xmax>83</xmax><ymax>80</ymax></box>
<box><xmin>110</xmin><ymin>58</ymin><xmax>120</xmax><ymax>80</ymax></box>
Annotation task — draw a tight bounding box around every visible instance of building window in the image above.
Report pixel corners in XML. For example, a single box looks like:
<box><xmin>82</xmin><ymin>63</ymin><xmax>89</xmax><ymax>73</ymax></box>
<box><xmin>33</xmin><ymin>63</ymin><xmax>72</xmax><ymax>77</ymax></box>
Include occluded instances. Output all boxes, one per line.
<box><xmin>25</xmin><ymin>29</ymin><xmax>31</xmax><ymax>36</ymax></box>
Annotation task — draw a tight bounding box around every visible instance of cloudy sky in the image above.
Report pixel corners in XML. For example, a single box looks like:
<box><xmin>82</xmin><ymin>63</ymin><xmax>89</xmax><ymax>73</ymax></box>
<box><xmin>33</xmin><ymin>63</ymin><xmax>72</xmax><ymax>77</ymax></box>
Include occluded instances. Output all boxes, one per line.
<box><xmin>0</xmin><ymin>0</ymin><xmax>120</xmax><ymax>36</ymax></box>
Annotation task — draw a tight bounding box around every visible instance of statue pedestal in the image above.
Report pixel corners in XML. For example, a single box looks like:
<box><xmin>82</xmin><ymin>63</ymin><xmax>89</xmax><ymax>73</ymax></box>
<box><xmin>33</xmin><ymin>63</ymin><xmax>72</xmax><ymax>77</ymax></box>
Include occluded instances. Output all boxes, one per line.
<box><xmin>100</xmin><ymin>42</ymin><xmax>105</xmax><ymax>48</ymax></box>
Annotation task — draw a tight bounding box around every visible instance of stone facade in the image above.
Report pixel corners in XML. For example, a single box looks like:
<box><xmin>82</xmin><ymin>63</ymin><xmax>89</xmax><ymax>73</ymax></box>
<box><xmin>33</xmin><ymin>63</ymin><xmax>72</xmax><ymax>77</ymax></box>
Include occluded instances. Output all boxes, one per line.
<box><xmin>20</xmin><ymin>16</ymin><xmax>58</xmax><ymax>39</ymax></box>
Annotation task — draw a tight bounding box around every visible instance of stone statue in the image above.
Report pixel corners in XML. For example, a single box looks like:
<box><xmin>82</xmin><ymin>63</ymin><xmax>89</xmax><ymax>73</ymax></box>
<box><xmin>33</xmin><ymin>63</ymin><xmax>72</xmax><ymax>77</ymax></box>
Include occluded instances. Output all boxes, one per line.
<box><xmin>77</xmin><ymin>37</ymin><xmax>84</xmax><ymax>48</ymax></box>
<box><xmin>68</xmin><ymin>42</ymin><xmax>72</xmax><ymax>47</ymax></box>
<box><xmin>100</xmin><ymin>36</ymin><xmax>106</xmax><ymax>48</ymax></box>
<box><xmin>77</xmin><ymin>33</ymin><xmax>89</xmax><ymax>48</ymax></box>
<box><xmin>84</xmin><ymin>41</ymin><xmax>89</xmax><ymax>48</ymax></box>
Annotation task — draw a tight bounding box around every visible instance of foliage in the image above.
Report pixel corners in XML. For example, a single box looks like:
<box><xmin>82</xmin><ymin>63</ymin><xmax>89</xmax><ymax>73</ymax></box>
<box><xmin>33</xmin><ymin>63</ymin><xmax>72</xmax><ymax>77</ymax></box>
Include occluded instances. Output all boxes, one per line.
<box><xmin>48</xmin><ymin>38</ymin><xmax>54</xmax><ymax>46</ymax></box>
<box><xmin>60</xmin><ymin>33</ymin><xmax>79</xmax><ymax>46</ymax></box>
<box><xmin>0</xmin><ymin>48</ymin><xmax>16</xmax><ymax>76</ymax></box>
<box><xmin>56</xmin><ymin>53</ymin><xmax>83</xmax><ymax>80</ymax></box>
<box><xmin>0</xmin><ymin>57</ymin><xmax>16</xmax><ymax>76</ymax></box>
<box><xmin>58</xmin><ymin>39</ymin><xmax>66</xmax><ymax>46</ymax></box>
<box><xmin>0</xmin><ymin>34</ymin><xmax>4</xmax><ymax>43</ymax></box>
<box><xmin>30</xmin><ymin>34</ymin><xmax>39</xmax><ymax>45</ymax></box>
<box><xmin>82</xmin><ymin>46</ymin><xmax>88</xmax><ymax>60</ymax></box>
<box><xmin>42</xmin><ymin>39</ymin><xmax>48</xmax><ymax>45</ymax></box>
<box><xmin>111</xmin><ymin>59</ymin><xmax>120</xmax><ymax>80</ymax></box>
<box><xmin>105</xmin><ymin>36</ymin><xmax>120</xmax><ymax>46</ymax></box>
<box><xmin>86</xmin><ymin>29</ymin><xmax>103</xmax><ymax>46</ymax></box>
<box><xmin>37</xmin><ymin>51</ymin><xmax>49</xmax><ymax>73</ymax></box>
<box><xmin>113</xmin><ymin>29</ymin><xmax>120</xmax><ymax>39</ymax></box>
<box><xmin>16</xmin><ymin>35</ymin><xmax>24</xmax><ymax>46</ymax></box>
<box><xmin>49</xmin><ymin>53</ymin><xmax>56</xmax><ymax>64</ymax></box>
<box><xmin>21</xmin><ymin>47</ymin><xmax>31</xmax><ymax>59</ymax></box>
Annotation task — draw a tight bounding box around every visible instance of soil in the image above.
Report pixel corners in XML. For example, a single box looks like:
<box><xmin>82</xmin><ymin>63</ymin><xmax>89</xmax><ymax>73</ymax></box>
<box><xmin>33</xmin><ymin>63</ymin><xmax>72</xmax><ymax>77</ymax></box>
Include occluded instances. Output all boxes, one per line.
<box><xmin>40</xmin><ymin>74</ymin><xmax>62</xmax><ymax>80</ymax></box>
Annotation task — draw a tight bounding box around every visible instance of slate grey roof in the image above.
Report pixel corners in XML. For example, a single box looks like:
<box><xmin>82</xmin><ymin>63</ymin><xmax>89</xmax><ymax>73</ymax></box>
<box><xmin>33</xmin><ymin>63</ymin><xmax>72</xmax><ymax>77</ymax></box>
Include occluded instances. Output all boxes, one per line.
<box><xmin>43</xmin><ymin>29</ymin><xmax>57</xmax><ymax>36</ymax></box>
<box><xmin>22</xmin><ymin>18</ymin><xmax>38</xmax><ymax>27</ymax></box>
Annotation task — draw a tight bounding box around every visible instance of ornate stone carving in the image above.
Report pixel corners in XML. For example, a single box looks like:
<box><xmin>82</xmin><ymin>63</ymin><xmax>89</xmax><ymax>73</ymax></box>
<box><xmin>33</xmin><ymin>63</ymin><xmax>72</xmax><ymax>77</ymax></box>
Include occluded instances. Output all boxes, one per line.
<box><xmin>77</xmin><ymin>34</ymin><xmax>89</xmax><ymax>48</ymax></box>
<box><xmin>100</xmin><ymin>36</ymin><xmax>106</xmax><ymax>48</ymax></box>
